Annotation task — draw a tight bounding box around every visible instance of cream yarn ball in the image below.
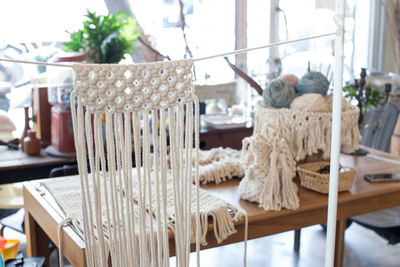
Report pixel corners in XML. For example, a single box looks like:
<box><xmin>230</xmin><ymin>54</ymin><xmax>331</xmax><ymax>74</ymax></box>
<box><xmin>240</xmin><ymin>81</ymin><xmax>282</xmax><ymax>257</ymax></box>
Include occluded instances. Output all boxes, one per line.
<box><xmin>290</xmin><ymin>93</ymin><xmax>331</xmax><ymax>112</ymax></box>
<box><xmin>325</xmin><ymin>95</ymin><xmax>351</xmax><ymax>111</ymax></box>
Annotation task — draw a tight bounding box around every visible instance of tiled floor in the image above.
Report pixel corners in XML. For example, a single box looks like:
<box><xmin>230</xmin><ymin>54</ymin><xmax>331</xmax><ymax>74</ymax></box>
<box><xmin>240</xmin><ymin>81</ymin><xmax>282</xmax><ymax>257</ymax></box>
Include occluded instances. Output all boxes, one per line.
<box><xmin>4</xmin><ymin>222</ymin><xmax>400</xmax><ymax>266</ymax></box>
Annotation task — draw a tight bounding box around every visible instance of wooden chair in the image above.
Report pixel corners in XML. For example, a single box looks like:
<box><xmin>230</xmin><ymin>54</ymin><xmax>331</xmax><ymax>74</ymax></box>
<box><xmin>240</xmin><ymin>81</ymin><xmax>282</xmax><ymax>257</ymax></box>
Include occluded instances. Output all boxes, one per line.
<box><xmin>360</xmin><ymin>102</ymin><xmax>399</xmax><ymax>152</ymax></box>
<box><xmin>352</xmin><ymin>100</ymin><xmax>400</xmax><ymax>244</ymax></box>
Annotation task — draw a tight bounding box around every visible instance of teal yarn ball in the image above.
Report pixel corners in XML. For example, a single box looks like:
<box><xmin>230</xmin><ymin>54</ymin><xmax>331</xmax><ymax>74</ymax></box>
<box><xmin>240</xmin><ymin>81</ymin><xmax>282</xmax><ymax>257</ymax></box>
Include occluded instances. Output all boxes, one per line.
<box><xmin>296</xmin><ymin>71</ymin><xmax>329</xmax><ymax>96</ymax></box>
<box><xmin>263</xmin><ymin>79</ymin><xmax>296</xmax><ymax>108</ymax></box>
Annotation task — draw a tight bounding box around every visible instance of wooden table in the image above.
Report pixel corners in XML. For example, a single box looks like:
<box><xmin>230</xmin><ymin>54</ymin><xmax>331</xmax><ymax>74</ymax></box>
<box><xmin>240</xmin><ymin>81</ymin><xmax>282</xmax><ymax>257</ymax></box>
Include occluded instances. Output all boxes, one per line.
<box><xmin>23</xmin><ymin>149</ymin><xmax>400</xmax><ymax>267</ymax></box>
<box><xmin>0</xmin><ymin>125</ymin><xmax>250</xmax><ymax>184</ymax></box>
<box><xmin>0</xmin><ymin>148</ymin><xmax>76</xmax><ymax>183</ymax></box>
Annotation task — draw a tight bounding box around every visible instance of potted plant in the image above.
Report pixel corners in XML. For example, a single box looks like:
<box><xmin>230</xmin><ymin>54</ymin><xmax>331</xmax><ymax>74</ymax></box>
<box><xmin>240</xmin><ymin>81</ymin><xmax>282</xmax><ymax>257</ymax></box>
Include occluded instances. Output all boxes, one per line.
<box><xmin>63</xmin><ymin>10</ymin><xmax>140</xmax><ymax>63</ymax></box>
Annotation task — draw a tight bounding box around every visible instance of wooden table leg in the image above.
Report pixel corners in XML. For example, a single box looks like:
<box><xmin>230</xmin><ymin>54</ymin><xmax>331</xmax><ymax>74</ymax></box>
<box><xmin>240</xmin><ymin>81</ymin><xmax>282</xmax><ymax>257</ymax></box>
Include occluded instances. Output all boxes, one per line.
<box><xmin>333</xmin><ymin>219</ymin><xmax>346</xmax><ymax>267</ymax></box>
<box><xmin>25</xmin><ymin>210</ymin><xmax>51</xmax><ymax>267</ymax></box>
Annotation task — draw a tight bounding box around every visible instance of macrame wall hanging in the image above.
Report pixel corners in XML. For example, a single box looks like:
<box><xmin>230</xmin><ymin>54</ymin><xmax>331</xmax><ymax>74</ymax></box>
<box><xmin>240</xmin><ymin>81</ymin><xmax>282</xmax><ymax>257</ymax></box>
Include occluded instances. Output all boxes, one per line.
<box><xmin>71</xmin><ymin>60</ymin><xmax>201</xmax><ymax>267</ymax></box>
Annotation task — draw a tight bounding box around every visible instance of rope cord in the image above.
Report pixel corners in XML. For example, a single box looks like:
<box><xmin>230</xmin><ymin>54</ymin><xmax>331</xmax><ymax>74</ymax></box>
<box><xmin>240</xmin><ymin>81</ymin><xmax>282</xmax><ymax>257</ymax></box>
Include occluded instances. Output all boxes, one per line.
<box><xmin>194</xmin><ymin>96</ymin><xmax>201</xmax><ymax>267</ymax></box>
<box><xmin>243</xmin><ymin>211</ymin><xmax>248</xmax><ymax>267</ymax></box>
<box><xmin>57</xmin><ymin>218</ymin><xmax>72</xmax><ymax>267</ymax></box>
<box><xmin>0</xmin><ymin>58</ymin><xmax>72</xmax><ymax>67</ymax></box>
<box><xmin>0</xmin><ymin>32</ymin><xmax>336</xmax><ymax>68</ymax></box>
<box><xmin>192</xmin><ymin>32</ymin><xmax>335</xmax><ymax>62</ymax></box>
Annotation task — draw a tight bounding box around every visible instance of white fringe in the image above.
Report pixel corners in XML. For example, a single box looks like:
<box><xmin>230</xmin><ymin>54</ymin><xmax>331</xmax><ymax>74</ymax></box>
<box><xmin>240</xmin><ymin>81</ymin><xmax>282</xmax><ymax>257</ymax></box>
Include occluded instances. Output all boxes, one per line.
<box><xmin>69</xmin><ymin>60</ymin><xmax>247</xmax><ymax>266</ymax></box>
<box><xmin>239</xmin><ymin>101</ymin><xmax>360</xmax><ymax>211</ymax></box>
<box><xmin>71</xmin><ymin>60</ymin><xmax>200</xmax><ymax>267</ymax></box>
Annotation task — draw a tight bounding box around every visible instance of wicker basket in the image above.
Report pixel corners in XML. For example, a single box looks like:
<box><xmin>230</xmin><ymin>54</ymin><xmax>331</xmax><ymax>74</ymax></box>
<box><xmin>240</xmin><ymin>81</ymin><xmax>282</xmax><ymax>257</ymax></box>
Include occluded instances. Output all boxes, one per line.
<box><xmin>297</xmin><ymin>161</ymin><xmax>356</xmax><ymax>194</ymax></box>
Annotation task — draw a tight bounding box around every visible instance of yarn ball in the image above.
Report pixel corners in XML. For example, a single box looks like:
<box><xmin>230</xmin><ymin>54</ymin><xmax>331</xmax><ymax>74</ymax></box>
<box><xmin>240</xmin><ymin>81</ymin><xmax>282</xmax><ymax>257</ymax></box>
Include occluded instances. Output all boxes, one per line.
<box><xmin>296</xmin><ymin>71</ymin><xmax>329</xmax><ymax>96</ymax></box>
<box><xmin>0</xmin><ymin>110</ymin><xmax>16</xmax><ymax>132</ymax></box>
<box><xmin>325</xmin><ymin>95</ymin><xmax>351</xmax><ymax>111</ymax></box>
<box><xmin>279</xmin><ymin>74</ymin><xmax>299</xmax><ymax>88</ymax></box>
<box><xmin>290</xmin><ymin>93</ymin><xmax>330</xmax><ymax>112</ymax></box>
<box><xmin>263</xmin><ymin>79</ymin><xmax>296</xmax><ymax>108</ymax></box>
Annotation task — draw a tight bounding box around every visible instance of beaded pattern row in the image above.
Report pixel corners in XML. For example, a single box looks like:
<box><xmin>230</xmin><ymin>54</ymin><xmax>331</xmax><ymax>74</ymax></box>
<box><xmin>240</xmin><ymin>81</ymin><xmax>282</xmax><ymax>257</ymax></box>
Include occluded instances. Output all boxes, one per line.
<box><xmin>72</xmin><ymin>59</ymin><xmax>195</xmax><ymax>112</ymax></box>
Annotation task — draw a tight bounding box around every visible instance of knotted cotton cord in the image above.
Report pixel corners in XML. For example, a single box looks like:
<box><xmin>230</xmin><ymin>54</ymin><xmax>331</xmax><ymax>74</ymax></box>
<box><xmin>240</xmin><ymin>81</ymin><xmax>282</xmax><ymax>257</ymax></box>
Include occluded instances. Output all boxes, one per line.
<box><xmin>160</xmin><ymin>109</ymin><xmax>170</xmax><ymax>266</ymax></box>
<box><xmin>151</xmin><ymin>110</ymin><xmax>165</xmax><ymax>266</ymax></box>
<box><xmin>71</xmin><ymin>91</ymin><xmax>95</xmax><ymax>267</ymax></box>
<box><xmin>241</xmin><ymin>210</ymin><xmax>248</xmax><ymax>267</ymax></box>
<box><xmin>57</xmin><ymin>218</ymin><xmax>72</xmax><ymax>267</ymax></box>
<box><xmin>193</xmin><ymin>97</ymin><xmax>201</xmax><ymax>267</ymax></box>
<box><xmin>143</xmin><ymin>110</ymin><xmax>157</xmax><ymax>265</ymax></box>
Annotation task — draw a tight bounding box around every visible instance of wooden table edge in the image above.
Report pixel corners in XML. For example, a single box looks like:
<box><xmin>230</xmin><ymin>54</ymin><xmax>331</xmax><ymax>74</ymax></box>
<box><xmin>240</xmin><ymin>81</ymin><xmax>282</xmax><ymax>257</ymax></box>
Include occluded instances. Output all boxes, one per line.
<box><xmin>23</xmin><ymin>182</ymin><xmax>87</xmax><ymax>267</ymax></box>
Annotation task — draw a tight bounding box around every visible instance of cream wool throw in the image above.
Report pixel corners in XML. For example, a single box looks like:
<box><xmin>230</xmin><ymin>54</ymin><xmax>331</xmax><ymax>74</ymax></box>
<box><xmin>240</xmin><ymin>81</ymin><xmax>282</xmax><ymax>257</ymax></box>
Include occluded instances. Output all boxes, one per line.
<box><xmin>70</xmin><ymin>60</ymin><xmax>228</xmax><ymax>267</ymax></box>
<box><xmin>239</xmin><ymin>101</ymin><xmax>360</xmax><ymax>211</ymax></box>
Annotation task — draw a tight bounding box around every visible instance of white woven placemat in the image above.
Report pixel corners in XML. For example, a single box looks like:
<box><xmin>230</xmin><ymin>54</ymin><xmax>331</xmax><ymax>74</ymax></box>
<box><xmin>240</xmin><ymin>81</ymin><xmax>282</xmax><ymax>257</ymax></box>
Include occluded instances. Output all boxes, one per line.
<box><xmin>40</xmin><ymin>170</ymin><xmax>244</xmax><ymax>246</ymax></box>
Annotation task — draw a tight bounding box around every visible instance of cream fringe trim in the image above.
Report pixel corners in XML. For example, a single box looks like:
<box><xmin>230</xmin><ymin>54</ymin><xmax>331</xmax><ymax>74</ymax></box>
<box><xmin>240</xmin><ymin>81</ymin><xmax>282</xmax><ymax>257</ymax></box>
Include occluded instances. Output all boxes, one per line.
<box><xmin>239</xmin><ymin>102</ymin><xmax>360</xmax><ymax>211</ymax></box>
<box><xmin>41</xmin><ymin>171</ymin><xmax>245</xmax><ymax>263</ymax></box>
<box><xmin>194</xmin><ymin>147</ymin><xmax>244</xmax><ymax>184</ymax></box>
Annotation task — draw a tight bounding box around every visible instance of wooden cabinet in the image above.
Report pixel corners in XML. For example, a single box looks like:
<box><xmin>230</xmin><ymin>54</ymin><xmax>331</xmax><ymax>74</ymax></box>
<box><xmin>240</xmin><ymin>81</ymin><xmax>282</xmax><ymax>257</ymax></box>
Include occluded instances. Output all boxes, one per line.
<box><xmin>199</xmin><ymin>126</ymin><xmax>253</xmax><ymax>150</ymax></box>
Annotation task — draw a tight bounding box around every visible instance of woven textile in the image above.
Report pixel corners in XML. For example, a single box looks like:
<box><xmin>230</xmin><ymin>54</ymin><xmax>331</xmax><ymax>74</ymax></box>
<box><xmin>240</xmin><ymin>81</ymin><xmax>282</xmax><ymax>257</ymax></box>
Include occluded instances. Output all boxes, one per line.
<box><xmin>253</xmin><ymin>102</ymin><xmax>360</xmax><ymax>161</ymax></box>
<box><xmin>195</xmin><ymin>147</ymin><xmax>244</xmax><ymax>184</ymax></box>
<box><xmin>239</xmin><ymin>123</ymin><xmax>299</xmax><ymax>211</ymax></box>
<box><xmin>41</xmin><ymin>173</ymin><xmax>243</xmax><ymax>247</ymax></box>
<box><xmin>73</xmin><ymin>60</ymin><xmax>195</xmax><ymax>112</ymax></box>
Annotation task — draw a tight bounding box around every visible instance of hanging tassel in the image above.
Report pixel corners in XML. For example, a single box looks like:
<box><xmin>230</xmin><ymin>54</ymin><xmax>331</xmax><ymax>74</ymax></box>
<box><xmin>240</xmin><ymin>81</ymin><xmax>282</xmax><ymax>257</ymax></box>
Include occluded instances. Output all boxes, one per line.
<box><xmin>259</xmin><ymin>149</ymin><xmax>281</xmax><ymax>210</ymax></box>
<box><xmin>278</xmin><ymin>152</ymin><xmax>299</xmax><ymax>210</ymax></box>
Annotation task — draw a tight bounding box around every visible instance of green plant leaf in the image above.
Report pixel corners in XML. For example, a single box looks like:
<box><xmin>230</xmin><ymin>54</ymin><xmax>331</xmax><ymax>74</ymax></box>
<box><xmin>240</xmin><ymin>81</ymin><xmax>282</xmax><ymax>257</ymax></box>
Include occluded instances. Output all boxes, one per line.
<box><xmin>343</xmin><ymin>86</ymin><xmax>358</xmax><ymax>103</ymax></box>
<box><xmin>100</xmin><ymin>31</ymin><xmax>120</xmax><ymax>62</ymax></box>
<box><xmin>63</xmin><ymin>10</ymin><xmax>139</xmax><ymax>63</ymax></box>
<box><xmin>64</xmin><ymin>30</ymin><xmax>85</xmax><ymax>52</ymax></box>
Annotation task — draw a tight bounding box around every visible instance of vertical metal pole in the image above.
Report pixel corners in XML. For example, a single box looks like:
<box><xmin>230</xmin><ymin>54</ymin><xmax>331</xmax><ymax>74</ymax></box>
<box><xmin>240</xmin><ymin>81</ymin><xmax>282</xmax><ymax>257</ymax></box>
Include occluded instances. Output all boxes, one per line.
<box><xmin>324</xmin><ymin>1</ymin><xmax>345</xmax><ymax>267</ymax></box>
<box><xmin>235</xmin><ymin>0</ymin><xmax>248</xmax><ymax>73</ymax></box>
<box><xmin>268</xmin><ymin>0</ymin><xmax>280</xmax><ymax>61</ymax></box>
<box><xmin>235</xmin><ymin>0</ymin><xmax>248</xmax><ymax>112</ymax></box>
